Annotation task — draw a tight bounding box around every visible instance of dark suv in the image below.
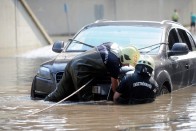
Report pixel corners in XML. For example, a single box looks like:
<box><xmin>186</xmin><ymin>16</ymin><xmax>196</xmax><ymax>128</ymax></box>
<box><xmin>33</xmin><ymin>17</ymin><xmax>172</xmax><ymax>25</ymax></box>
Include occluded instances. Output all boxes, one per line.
<box><xmin>31</xmin><ymin>20</ymin><xmax>196</xmax><ymax>100</ymax></box>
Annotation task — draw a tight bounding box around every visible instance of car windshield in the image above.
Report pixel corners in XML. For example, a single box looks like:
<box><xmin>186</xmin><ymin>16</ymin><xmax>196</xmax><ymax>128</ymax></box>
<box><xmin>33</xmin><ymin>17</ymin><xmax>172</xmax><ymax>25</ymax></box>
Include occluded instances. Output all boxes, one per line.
<box><xmin>66</xmin><ymin>25</ymin><xmax>163</xmax><ymax>54</ymax></box>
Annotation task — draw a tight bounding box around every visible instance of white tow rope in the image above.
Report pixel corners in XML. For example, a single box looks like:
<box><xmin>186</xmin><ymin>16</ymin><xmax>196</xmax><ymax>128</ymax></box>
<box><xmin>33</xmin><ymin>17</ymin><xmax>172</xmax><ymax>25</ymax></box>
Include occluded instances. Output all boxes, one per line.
<box><xmin>27</xmin><ymin>78</ymin><xmax>94</xmax><ymax>116</ymax></box>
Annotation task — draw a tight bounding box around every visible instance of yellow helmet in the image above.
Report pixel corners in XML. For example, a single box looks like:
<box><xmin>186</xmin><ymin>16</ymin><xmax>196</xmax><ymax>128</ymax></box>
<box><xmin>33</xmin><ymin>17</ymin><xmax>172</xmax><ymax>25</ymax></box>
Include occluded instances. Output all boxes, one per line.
<box><xmin>137</xmin><ymin>55</ymin><xmax>155</xmax><ymax>70</ymax></box>
<box><xmin>135</xmin><ymin>55</ymin><xmax>155</xmax><ymax>76</ymax></box>
<box><xmin>120</xmin><ymin>46</ymin><xmax>140</xmax><ymax>66</ymax></box>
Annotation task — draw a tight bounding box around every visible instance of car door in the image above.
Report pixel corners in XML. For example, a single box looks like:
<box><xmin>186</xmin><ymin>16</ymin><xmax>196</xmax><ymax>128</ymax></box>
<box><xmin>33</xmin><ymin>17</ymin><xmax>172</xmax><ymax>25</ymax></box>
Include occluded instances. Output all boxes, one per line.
<box><xmin>167</xmin><ymin>28</ymin><xmax>185</xmax><ymax>90</ymax></box>
<box><xmin>185</xmin><ymin>32</ymin><xmax>196</xmax><ymax>85</ymax></box>
<box><xmin>176</xmin><ymin>28</ymin><xmax>194</xmax><ymax>87</ymax></box>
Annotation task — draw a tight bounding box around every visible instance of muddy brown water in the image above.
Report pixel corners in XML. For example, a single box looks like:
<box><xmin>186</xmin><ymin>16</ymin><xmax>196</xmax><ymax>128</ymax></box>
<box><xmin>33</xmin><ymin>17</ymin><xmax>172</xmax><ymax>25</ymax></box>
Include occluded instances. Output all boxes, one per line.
<box><xmin>0</xmin><ymin>48</ymin><xmax>196</xmax><ymax>131</ymax></box>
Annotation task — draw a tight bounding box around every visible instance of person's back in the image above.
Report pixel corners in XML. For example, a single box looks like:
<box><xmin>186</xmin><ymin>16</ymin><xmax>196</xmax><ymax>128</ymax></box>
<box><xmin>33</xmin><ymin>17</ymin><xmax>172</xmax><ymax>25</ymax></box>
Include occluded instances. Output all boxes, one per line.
<box><xmin>114</xmin><ymin>71</ymin><xmax>158</xmax><ymax>104</ymax></box>
<box><xmin>191</xmin><ymin>13</ymin><xmax>196</xmax><ymax>23</ymax></box>
<box><xmin>172</xmin><ymin>9</ymin><xmax>179</xmax><ymax>22</ymax></box>
<box><xmin>113</xmin><ymin>55</ymin><xmax>159</xmax><ymax>104</ymax></box>
<box><xmin>190</xmin><ymin>12</ymin><xmax>196</xmax><ymax>32</ymax></box>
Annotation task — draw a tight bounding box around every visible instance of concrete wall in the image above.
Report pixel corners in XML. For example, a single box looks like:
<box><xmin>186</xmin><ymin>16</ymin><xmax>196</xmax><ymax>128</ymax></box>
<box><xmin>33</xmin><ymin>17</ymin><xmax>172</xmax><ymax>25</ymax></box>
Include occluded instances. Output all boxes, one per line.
<box><xmin>0</xmin><ymin>0</ymin><xmax>50</xmax><ymax>48</ymax></box>
<box><xmin>0</xmin><ymin>0</ymin><xmax>16</xmax><ymax>48</ymax></box>
<box><xmin>26</xmin><ymin>0</ymin><xmax>196</xmax><ymax>36</ymax></box>
<box><xmin>1</xmin><ymin>0</ymin><xmax>196</xmax><ymax>48</ymax></box>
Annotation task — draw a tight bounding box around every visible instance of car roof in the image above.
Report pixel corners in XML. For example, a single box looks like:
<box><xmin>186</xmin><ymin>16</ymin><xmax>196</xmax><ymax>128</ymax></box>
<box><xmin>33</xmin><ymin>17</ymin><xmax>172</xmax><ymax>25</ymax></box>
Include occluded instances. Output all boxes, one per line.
<box><xmin>86</xmin><ymin>20</ymin><xmax>188</xmax><ymax>32</ymax></box>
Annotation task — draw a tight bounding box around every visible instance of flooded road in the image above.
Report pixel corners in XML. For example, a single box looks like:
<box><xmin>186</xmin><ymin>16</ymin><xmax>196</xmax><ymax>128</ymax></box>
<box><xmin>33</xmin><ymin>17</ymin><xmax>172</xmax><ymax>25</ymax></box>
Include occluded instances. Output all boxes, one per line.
<box><xmin>1</xmin><ymin>47</ymin><xmax>196</xmax><ymax>130</ymax></box>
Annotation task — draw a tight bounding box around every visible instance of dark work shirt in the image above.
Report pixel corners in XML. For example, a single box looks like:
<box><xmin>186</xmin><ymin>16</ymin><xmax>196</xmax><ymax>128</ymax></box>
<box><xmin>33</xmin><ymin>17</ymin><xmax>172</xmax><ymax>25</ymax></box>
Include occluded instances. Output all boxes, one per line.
<box><xmin>96</xmin><ymin>42</ymin><xmax>121</xmax><ymax>79</ymax></box>
<box><xmin>116</xmin><ymin>71</ymin><xmax>159</xmax><ymax>103</ymax></box>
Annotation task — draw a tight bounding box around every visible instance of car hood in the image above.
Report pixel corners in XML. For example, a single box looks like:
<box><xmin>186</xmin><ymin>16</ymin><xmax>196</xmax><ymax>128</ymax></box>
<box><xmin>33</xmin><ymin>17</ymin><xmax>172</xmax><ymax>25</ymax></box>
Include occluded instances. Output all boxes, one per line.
<box><xmin>41</xmin><ymin>52</ymin><xmax>160</xmax><ymax>74</ymax></box>
<box><xmin>41</xmin><ymin>52</ymin><xmax>82</xmax><ymax>73</ymax></box>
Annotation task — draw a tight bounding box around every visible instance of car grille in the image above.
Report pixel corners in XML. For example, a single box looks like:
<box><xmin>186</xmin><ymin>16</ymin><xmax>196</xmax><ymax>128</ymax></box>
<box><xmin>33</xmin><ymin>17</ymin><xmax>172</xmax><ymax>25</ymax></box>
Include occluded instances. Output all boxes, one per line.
<box><xmin>55</xmin><ymin>72</ymin><xmax>111</xmax><ymax>84</ymax></box>
<box><xmin>56</xmin><ymin>72</ymin><xmax>64</xmax><ymax>83</ymax></box>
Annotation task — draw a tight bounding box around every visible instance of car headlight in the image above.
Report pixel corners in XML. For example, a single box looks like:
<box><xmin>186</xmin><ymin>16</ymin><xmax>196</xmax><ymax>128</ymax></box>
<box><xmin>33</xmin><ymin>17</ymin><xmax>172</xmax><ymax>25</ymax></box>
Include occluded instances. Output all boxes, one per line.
<box><xmin>37</xmin><ymin>66</ymin><xmax>51</xmax><ymax>80</ymax></box>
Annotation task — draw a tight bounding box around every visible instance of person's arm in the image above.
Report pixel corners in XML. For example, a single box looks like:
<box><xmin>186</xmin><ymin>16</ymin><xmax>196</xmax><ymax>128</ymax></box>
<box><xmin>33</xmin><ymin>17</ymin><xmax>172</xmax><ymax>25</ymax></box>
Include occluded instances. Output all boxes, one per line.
<box><xmin>153</xmin><ymin>80</ymin><xmax>159</xmax><ymax>96</ymax></box>
<box><xmin>113</xmin><ymin>75</ymin><xmax>128</xmax><ymax>104</ymax></box>
<box><xmin>111</xmin><ymin>77</ymin><xmax>119</xmax><ymax>92</ymax></box>
<box><xmin>113</xmin><ymin>91</ymin><xmax>121</xmax><ymax>104</ymax></box>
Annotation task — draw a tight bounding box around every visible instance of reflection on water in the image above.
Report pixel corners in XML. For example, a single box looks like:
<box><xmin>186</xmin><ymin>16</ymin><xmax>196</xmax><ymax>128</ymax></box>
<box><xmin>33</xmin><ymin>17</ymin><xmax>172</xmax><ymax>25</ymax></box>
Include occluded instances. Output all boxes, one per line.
<box><xmin>0</xmin><ymin>52</ymin><xmax>196</xmax><ymax>130</ymax></box>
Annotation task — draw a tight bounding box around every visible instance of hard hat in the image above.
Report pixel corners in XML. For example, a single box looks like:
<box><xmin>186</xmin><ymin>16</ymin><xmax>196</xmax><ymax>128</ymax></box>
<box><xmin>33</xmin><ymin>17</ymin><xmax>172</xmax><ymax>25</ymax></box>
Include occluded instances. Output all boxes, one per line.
<box><xmin>120</xmin><ymin>46</ymin><xmax>140</xmax><ymax>66</ymax></box>
<box><xmin>135</xmin><ymin>55</ymin><xmax>155</xmax><ymax>76</ymax></box>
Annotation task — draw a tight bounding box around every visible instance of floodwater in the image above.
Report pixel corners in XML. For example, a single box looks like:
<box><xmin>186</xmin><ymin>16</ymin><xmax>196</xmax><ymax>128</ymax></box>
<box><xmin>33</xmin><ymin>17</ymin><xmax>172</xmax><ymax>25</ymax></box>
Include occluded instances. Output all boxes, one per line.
<box><xmin>1</xmin><ymin>47</ymin><xmax>196</xmax><ymax>131</ymax></box>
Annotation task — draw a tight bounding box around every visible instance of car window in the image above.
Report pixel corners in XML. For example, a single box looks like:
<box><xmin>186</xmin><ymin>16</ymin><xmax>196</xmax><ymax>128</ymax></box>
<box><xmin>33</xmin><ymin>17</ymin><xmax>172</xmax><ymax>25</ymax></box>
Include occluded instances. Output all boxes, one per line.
<box><xmin>168</xmin><ymin>29</ymin><xmax>179</xmax><ymax>50</ymax></box>
<box><xmin>187</xmin><ymin>32</ymin><xmax>196</xmax><ymax>51</ymax></box>
<box><xmin>177</xmin><ymin>29</ymin><xmax>192</xmax><ymax>51</ymax></box>
<box><xmin>66</xmin><ymin>25</ymin><xmax>163</xmax><ymax>54</ymax></box>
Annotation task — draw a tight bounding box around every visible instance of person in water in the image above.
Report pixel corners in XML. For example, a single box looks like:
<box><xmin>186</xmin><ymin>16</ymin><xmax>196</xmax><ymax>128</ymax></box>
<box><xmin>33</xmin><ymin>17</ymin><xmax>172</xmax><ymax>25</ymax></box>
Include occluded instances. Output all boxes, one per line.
<box><xmin>113</xmin><ymin>55</ymin><xmax>159</xmax><ymax>104</ymax></box>
<box><xmin>44</xmin><ymin>42</ymin><xmax>140</xmax><ymax>102</ymax></box>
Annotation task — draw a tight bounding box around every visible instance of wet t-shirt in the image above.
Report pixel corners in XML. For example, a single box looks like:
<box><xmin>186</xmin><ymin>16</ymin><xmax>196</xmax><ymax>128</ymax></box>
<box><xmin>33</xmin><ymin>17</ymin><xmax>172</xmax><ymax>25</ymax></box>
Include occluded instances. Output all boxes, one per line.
<box><xmin>96</xmin><ymin>42</ymin><xmax>122</xmax><ymax>79</ymax></box>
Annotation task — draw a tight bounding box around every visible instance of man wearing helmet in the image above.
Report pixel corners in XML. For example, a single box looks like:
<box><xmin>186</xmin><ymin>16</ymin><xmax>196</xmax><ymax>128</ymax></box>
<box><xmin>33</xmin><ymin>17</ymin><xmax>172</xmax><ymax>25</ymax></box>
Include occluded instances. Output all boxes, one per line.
<box><xmin>113</xmin><ymin>55</ymin><xmax>159</xmax><ymax>104</ymax></box>
<box><xmin>44</xmin><ymin>42</ymin><xmax>140</xmax><ymax>102</ymax></box>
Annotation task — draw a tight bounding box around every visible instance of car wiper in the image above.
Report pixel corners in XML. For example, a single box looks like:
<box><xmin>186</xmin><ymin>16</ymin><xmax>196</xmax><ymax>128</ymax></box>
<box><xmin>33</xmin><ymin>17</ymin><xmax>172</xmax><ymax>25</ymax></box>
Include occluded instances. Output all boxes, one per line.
<box><xmin>68</xmin><ymin>39</ymin><xmax>95</xmax><ymax>48</ymax></box>
<box><xmin>138</xmin><ymin>42</ymin><xmax>166</xmax><ymax>54</ymax></box>
<box><xmin>138</xmin><ymin>42</ymin><xmax>166</xmax><ymax>50</ymax></box>
<box><xmin>145</xmin><ymin>45</ymin><xmax>160</xmax><ymax>53</ymax></box>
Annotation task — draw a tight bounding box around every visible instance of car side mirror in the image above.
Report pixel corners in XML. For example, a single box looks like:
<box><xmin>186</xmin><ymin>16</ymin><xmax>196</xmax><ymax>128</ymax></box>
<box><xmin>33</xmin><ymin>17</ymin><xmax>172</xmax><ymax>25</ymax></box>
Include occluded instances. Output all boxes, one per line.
<box><xmin>168</xmin><ymin>43</ymin><xmax>189</xmax><ymax>57</ymax></box>
<box><xmin>52</xmin><ymin>41</ymin><xmax>64</xmax><ymax>53</ymax></box>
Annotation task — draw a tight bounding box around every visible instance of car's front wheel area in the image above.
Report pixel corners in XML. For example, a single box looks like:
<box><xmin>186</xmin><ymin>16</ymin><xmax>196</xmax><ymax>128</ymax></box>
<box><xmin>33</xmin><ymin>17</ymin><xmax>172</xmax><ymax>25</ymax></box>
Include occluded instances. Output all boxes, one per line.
<box><xmin>30</xmin><ymin>76</ymin><xmax>46</xmax><ymax>100</ymax></box>
<box><xmin>30</xmin><ymin>77</ymin><xmax>38</xmax><ymax>100</ymax></box>
<box><xmin>159</xmin><ymin>84</ymin><xmax>170</xmax><ymax>95</ymax></box>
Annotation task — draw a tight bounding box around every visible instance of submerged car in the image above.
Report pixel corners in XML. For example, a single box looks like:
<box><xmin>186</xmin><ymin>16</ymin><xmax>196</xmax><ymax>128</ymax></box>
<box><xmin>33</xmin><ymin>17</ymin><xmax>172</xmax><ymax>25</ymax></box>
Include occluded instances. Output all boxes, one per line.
<box><xmin>31</xmin><ymin>20</ymin><xmax>196</xmax><ymax>101</ymax></box>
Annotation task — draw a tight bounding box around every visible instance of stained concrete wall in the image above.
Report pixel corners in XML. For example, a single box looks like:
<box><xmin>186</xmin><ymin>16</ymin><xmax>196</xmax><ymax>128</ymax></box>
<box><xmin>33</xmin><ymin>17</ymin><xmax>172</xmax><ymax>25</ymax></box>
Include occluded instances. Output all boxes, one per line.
<box><xmin>0</xmin><ymin>0</ymin><xmax>51</xmax><ymax>48</ymax></box>
<box><xmin>26</xmin><ymin>0</ymin><xmax>196</xmax><ymax>36</ymax></box>
<box><xmin>1</xmin><ymin>0</ymin><xmax>196</xmax><ymax>48</ymax></box>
